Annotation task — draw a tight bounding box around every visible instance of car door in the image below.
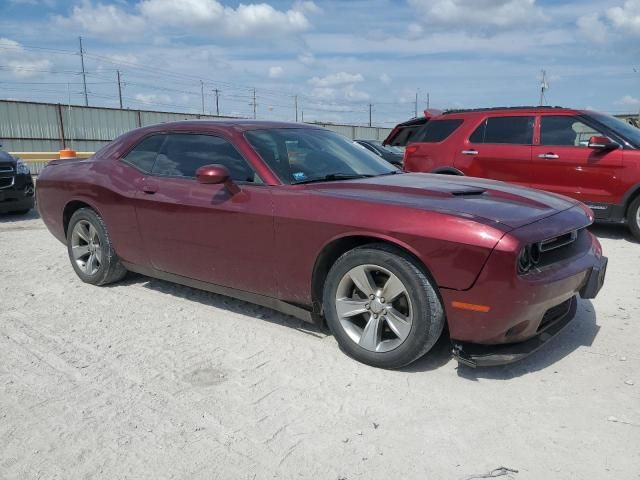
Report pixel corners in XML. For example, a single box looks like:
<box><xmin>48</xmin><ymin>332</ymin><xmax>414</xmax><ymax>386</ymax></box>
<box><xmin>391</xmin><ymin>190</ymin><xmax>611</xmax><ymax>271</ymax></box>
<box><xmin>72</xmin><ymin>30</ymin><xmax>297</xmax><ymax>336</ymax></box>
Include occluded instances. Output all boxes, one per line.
<box><xmin>133</xmin><ymin>132</ymin><xmax>277</xmax><ymax>296</ymax></box>
<box><xmin>454</xmin><ymin>115</ymin><xmax>534</xmax><ymax>187</ymax></box>
<box><xmin>530</xmin><ymin>114</ymin><xmax>623</xmax><ymax>206</ymax></box>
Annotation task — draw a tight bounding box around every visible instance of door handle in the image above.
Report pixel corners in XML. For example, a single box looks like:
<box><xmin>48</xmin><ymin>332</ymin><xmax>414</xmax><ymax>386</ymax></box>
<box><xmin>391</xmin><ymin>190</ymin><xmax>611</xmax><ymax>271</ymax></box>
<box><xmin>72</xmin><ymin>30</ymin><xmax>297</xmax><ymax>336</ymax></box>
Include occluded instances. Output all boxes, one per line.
<box><xmin>142</xmin><ymin>183</ymin><xmax>158</xmax><ymax>194</ymax></box>
<box><xmin>538</xmin><ymin>153</ymin><xmax>559</xmax><ymax>159</ymax></box>
<box><xmin>461</xmin><ymin>150</ymin><xmax>478</xmax><ymax>156</ymax></box>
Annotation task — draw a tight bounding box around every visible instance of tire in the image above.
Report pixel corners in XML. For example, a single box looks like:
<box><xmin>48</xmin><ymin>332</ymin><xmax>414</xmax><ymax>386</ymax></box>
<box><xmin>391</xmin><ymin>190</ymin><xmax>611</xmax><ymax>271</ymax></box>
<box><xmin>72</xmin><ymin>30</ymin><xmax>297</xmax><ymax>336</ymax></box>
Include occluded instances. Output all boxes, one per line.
<box><xmin>66</xmin><ymin>208</ymin><xmax>127</xmax><ymax>286</ymax></box>
<box><xmin>628</xmin><ymin>196</ymin><xmax>640</xmax><ymax>241</ymax></box>
<box><xmin>323</xmin><ymin>244</ymin><xmax>444</xmax><ymax>369</ymax></box>
<box><xmin>10</xmin><ymin>209</ymin><xmax>30</xmax><ymax>215</ymax></box>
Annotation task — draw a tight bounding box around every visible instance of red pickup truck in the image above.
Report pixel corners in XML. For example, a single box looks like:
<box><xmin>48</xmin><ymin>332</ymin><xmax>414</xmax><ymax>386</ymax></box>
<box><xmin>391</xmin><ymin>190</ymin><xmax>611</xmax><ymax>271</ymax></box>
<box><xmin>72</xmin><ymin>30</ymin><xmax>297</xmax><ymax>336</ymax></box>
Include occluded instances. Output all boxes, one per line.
<box><xmin>387</xmin><ymin>106</ymin><xmax>640</xmax><ymax>239</ymax></box>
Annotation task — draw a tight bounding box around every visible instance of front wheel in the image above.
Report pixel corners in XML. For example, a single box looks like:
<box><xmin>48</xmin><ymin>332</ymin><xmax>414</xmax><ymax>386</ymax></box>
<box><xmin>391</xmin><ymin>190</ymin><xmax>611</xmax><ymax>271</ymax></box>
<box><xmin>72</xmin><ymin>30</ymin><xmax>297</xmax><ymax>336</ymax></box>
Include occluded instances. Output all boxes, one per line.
<box><xmin>323</xmin><ymin>244</ymin><xmax>444</xmax><ymax>369</ymax></box>
<box><xmin>628</xmin><ymin>196</ymin><xmax>640</xmax><ymax>241</ymax></box>
<box><xmin>66</xmin><ymin>208</ymin><xmax>127</xmax><ymax>286</ymax></box>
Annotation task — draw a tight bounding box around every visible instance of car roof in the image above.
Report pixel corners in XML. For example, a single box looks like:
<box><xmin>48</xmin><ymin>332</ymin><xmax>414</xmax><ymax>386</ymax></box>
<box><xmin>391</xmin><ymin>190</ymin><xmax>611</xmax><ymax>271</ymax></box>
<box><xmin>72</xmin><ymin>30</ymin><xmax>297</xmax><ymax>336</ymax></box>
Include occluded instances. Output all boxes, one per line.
<box><xmin>441</xmin><ymin>106</ymin><xmax>583</xmax><ymax>117</ymax></box>
<box><xmin>132</xmin><ymin>119</ymin><xmax>322</xmax><ymax>135</ymax></box>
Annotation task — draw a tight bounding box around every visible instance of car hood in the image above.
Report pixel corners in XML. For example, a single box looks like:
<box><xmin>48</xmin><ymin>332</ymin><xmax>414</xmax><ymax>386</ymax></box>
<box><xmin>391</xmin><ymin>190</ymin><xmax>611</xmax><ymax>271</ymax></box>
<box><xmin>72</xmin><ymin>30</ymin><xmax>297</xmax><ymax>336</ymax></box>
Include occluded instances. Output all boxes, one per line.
<box><xmin>0</xmin><ymin>151</ymin><xmax>16</xmax><ymax>164</ymax></box>
<box><xmin>308</xmin><ymin>173</ymin><xmax>582</xmax><ymax>230</ymax></box>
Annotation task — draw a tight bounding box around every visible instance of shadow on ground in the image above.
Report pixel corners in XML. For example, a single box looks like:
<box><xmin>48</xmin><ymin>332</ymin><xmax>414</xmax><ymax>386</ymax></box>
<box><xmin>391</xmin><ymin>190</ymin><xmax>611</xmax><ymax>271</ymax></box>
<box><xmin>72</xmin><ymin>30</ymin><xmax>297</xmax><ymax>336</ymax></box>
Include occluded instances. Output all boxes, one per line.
<box><xmin>589</xmin><ymin>224</ymin><xmax>638</xmax><ymax>244</ymax></box>
<box><xmin>112</xmin><ymin>273</ymin><xmax>328</xmax><ymax>339</ymax></box>
<box><xmin>112</xmin><ymin>273</ymin><xmax>600</xmax><ymax>378</ymax></box>
<box><xmin>0</xmin><ymin>209</ymin><xmax>40</xmax><ymax>224</ymax></box>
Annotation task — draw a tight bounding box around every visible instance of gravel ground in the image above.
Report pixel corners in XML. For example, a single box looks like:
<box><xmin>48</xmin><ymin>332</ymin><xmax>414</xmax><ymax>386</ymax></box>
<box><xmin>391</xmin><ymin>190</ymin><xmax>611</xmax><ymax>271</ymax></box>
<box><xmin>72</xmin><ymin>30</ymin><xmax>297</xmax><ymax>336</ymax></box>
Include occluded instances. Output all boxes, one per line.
<box><xmin>0</xmin><ymin>211</ymin><xmax>638</xmax><ymax>480</ymax></box>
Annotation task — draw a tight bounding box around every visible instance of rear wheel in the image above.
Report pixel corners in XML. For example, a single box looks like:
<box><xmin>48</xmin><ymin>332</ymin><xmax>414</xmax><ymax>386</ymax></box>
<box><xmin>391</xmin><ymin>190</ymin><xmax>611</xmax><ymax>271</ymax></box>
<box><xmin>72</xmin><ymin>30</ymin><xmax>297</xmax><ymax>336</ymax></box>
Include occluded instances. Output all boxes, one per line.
<box><xmin>66</xmin><ymin>208</ymin><xmax>127</xmax><ymax>285</ymax></box>
<box><xmin>628</xmin><ymin>196</ymin><xmax>640</xmax><ymax>241</ymax></box>
<box><xmin>323</xmin><ymin>244</ymin><xmax>444</xmax><ymax>369</ymax></box>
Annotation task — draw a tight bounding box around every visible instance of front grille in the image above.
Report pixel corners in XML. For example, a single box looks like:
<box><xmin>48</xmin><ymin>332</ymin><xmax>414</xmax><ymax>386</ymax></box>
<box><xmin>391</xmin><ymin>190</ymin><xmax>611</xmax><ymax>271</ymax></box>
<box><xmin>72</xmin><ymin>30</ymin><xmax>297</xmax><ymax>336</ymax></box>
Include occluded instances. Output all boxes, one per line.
<box><xmin>0</xmin><ymin>163</ymin><xmax>14</xmax><ymax>174</ymax></box>
<box><xmin>538</xmin><ymin>298</ymin><xmax>573</xmax><ymax>332</ymax></box>
<box><xmin>0</xmin><ymin>176</ymin><xmax>14</xmax><ymax>189</ymax></box>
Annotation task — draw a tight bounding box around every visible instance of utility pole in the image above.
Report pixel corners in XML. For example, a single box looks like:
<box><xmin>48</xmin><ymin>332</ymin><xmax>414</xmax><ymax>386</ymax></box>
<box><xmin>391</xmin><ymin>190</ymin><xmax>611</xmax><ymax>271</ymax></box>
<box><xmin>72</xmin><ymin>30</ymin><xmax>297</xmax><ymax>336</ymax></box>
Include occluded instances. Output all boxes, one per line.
<box><xmin>213</xmin><ymin>88</ymin><xmax>220</xmax><ymax>116</ymax></box>
<box><xmin>368</xmin><ymin>103</ymin><xmax>372</xmax><ymax>127</ymax></box>
<box><xmin>414</xmin><ymin>90</ymin><xmax>418</xmax><ymax>118</ymax></box>
<box><xmin>79</xmin><ymin>36</ymin><xmax>88</xmax><ymax>106</ymax></box>
<box><xmin>294</xmin><ymin>95</ymin><xmax>298</xmax><ymax>122</ymax></box>
<box><xmin>539</xmin><ymin>69</ymin><xmax>548</xmax><ymax>106</ymax></box>
<box><xmin>426</xmin><ymin>92</ymin><xmax>430</xmax><ymax>110</ymax></box>
<box><xmin>301</xmin><ymin>111</ymin><xmax>304</xmax><ymax>122</ymax></box>
<box><xmin>200</xmin><ymin>80</ymin><xmax>205</xmax><ymax>114</ymax></box>
<box><xmin>117</xmin><ymin>70</ymin><xmax>123</xmax><ymax>109</ymax></box>
<box><xmin>251</xmin><ymin>88</ymin><xmax>257</xmax><ymax>119</ymax></box>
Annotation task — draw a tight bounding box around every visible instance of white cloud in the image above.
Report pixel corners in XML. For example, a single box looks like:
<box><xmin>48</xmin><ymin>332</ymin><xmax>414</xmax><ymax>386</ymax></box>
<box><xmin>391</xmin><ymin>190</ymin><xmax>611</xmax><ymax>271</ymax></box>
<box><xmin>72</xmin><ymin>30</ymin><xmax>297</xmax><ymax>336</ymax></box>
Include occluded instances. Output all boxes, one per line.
<box><xmin>53</xmin><ymin>0</ymin><xmax>318</xmax><ymax>40</ymax></box>
<box><xmin>579</xmin><ymin>0</ymin><xmax>640</xmax><ymax>43</ymax></box>
<box><xmin>408</xmin><ymin>0</ymin><xmax>544</xmax><ymax>32</ymax></box>
<box><xmin>54</xmin><ymin>1</ymin><xmax>146</xmax><ymax>41</ymax></box>
<box><xmin>379</xmin><ymin>73</ymin><xmax>392</xmax><ymax>85</ymax></box>
<box><xmin>105</xmin><ymin>53</ymin><xmax>140</xmax><ymax>65</ymax></box>
<box><xmin>298</xmin><ymin>51</ymin><xmax>316</xmax><ymax>66</ymax></box>
<box><xmin>139</xmin><ymin>0</ymin><xmax>315</xmax><ymax>36</ymax></box>
<box><xmin>134</xmin><ymin>93</ymin><xmax>172</xmax><ymax>105</ymax></box>
<box><xmin>407</xmin><ymin>23</ymin><xmax>424</xmax><ymax>40</ymax></box>
<box><xmin>577</xmin><ymin>13</ymin><xmax>608</xmax><ymax>43</ymax></box>
<box><xmin>616</xmin><ymin>95</ymin><xmax>640</xmax><ymax>107</ymax></box>
<box><xmin>0</xmin><ymin>38</ymin><xmax>52</xmax><ymax>78</ymax></box>
<box><xmin>309</xmin><ymin>72</ymin><xmax>364</xmax><ymax>87</ymax></box>
<box><xmin>293</xmin><ymin>0</ymin><xmax>321</xmax><ymax>15</ymax></box>
<box><xmin>310</xmin><ymin>87</ymin><xmax>336</xmax><ymax>100</ymax></box>
<box><xmin>268</xmin><ymin>66</ymin><xmax>284</xmax><ymax>78</ymax></box>
<box><xmin>606</xmin><ymin>0</ymin><xmax>640</xmax><ymax>35</ymax></box>
<box><xmin>7</xmin><ymin>60</ymin><xmax>52</xmax><ymax>78</ymax></box>
<box><xmin>344</xmin><ymin>84</ymin><xmax>369</xmax><ymax>101</ymax></box>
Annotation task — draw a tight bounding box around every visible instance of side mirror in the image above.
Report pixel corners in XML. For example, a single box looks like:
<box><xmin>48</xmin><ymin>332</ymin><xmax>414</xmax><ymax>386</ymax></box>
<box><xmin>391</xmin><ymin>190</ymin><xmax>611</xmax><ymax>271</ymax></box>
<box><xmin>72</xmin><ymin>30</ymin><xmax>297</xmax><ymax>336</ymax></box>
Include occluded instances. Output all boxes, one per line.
<box><xmin>196</xmin><ymin>164</ymin><xmax>231</xmax><ymax>184</ymax></box>
<box><xmin>587</xmin><ymin>136</ymin><xmax>619</xmax><ymax>150</ymax></box>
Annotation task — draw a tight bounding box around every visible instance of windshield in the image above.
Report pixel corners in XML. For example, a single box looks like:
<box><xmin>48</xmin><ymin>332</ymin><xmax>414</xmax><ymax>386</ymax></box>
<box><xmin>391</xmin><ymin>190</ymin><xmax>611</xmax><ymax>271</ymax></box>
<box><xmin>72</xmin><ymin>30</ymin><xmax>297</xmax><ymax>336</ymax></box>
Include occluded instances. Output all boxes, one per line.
<box><xmin>245</xmin><ymin>128</ymin><xmax>398</xmax><ymax>184</ymax></box>
<box><xmin>588</xmin><ymin>112</ymin><xmax>640</xmax><ymax>148</ymax></box>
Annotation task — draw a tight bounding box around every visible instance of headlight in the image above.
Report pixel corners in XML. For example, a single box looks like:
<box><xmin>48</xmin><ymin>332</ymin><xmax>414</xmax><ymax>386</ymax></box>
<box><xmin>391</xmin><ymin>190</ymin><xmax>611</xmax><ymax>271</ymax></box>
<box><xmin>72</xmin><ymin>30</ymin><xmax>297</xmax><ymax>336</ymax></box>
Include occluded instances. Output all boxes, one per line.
<box><xmin>517</xmin><ymin>247</ymin><xmax>532</xmax><ymax>274</ymax></box>
<box><xmin>15</xmin><ymin>159</ymin><xmax>30</xmax><ymax>175</ymax></box>
<box><xmin>517</xmin><ymin>244</ymin><xmax>542</xmax><ymax>275</ymax></box>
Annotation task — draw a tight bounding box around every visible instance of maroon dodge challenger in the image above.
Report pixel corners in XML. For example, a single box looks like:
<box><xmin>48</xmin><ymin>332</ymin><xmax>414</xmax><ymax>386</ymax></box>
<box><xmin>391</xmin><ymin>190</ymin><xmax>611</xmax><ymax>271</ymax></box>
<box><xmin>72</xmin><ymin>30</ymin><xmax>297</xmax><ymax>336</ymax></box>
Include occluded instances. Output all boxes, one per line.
<box><xmin>37</xmin><ymin>121</ymin><xmax>607</xmax><ymax>368</ymax></box>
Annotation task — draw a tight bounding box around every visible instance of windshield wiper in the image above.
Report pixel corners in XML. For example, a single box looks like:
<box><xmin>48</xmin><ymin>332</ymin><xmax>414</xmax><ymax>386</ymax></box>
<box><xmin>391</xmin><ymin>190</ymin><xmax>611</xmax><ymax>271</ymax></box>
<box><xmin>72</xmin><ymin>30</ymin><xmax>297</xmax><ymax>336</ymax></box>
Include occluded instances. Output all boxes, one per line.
<box><xmin>292</xmin><ymin>173</ymin><xmax>375</xmax><ymax>185</ymax></box>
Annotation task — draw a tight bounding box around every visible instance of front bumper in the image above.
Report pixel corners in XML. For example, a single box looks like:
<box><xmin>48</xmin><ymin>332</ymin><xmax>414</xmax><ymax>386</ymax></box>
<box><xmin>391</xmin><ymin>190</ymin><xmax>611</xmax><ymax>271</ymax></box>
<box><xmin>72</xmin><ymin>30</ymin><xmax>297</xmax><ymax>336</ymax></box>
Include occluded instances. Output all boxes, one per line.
<box><xmin>452</xmin><ymin>295</ymin><xmax>579</xmax><ymax>367</ymax></box>
<box><xmin>452</xmin><ymin>252</ymin><xmax>607</xmax><ymax>367</ymax></box>
<box><xmin>442</xmin><ymin>204</ymin><xmax>607</xmax><ymax>365</ymax></box>
<box><xmin>0</xmin><ymin>174</ymin><xmax>35</xmax><ymax>213</ymax></box>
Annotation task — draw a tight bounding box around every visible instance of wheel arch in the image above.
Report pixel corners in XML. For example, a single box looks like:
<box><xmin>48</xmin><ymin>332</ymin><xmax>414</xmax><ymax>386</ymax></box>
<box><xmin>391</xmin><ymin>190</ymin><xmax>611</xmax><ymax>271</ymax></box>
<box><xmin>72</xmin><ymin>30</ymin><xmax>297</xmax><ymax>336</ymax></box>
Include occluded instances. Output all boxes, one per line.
<box><xmin>623</xmin><ymin>183</ymin><xmax>640</xmax><ymax>217</ymax></box>
<box><xmin>62</xmin><ymin>198</ymin><xmax>104</xmax><ymax>237</ymax></box>
<box><xmin>310</xmin><ymin>233</ymin><xmax>437</xmax><ymax>317</ymax></box>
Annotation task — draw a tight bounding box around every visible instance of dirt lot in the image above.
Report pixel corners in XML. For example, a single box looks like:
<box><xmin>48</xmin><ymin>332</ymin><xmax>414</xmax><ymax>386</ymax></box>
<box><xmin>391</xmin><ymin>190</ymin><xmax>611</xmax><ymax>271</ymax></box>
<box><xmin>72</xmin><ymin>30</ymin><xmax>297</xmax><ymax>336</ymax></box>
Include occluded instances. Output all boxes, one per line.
<box><xmin>0</xmin><ymin>211</ymin><xmax>638</xmax><ymax>480</ymax></box>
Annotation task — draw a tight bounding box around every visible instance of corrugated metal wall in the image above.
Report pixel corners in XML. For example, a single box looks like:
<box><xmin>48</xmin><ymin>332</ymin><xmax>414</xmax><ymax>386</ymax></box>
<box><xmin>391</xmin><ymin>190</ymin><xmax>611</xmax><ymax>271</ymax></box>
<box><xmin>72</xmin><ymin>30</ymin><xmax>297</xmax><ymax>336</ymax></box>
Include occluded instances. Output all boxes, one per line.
<box><xmin>0</xmin><ymin>100</ymin><xmax>392</xmax><ymax>152</ymax></box>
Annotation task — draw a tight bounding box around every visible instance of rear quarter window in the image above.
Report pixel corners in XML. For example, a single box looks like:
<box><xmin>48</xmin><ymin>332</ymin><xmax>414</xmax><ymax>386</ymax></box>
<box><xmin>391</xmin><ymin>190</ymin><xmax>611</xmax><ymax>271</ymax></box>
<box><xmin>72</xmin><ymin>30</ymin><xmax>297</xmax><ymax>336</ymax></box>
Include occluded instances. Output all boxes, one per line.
<box><xmin>469</xmin><ymin>116</ymin><xmax>534</xmax><ymax>145</ymax></box>
<box><xmin>122</xmin><ymin>134</ymin><xmax>165</xmax><ymax>172</ymax></box>
<box><xmin>416</xmin><ymin>119</ymin><xmax>463</xmax><ymax>142</ymax></box>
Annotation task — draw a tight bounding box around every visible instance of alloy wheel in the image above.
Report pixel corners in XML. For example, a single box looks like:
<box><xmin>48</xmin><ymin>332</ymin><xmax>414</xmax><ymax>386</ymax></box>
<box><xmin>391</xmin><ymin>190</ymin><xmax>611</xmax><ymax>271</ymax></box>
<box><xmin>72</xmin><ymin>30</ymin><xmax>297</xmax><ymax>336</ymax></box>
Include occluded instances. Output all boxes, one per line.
<box><xmin>71</xmin><ymin>220</ymin><xmax>102</xmax><ymax>276</ymax></box>
<box><xmin>334</xmin><ymin>264</ymin><xmax>413</xmax><ymax>352</ymax></box>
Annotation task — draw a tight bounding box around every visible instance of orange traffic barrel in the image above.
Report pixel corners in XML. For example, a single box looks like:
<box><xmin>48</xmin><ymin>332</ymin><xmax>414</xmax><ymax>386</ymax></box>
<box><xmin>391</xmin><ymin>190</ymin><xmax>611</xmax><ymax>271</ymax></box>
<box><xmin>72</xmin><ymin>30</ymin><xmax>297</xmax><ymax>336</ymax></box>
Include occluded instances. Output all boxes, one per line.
<box><xmin>59</xmin><ymin>148</ymin><xmax>77</xmax><ymax>160</ymax></box>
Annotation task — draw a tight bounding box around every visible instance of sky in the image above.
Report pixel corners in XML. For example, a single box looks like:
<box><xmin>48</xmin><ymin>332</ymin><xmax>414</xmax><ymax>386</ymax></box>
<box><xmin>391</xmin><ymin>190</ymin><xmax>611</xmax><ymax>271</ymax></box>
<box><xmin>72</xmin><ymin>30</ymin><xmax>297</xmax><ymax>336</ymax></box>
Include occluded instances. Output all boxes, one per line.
<box><xmin>0</xmin><ymin>0</ymin><xmax>639</xmax><ymax>126</ymax></box>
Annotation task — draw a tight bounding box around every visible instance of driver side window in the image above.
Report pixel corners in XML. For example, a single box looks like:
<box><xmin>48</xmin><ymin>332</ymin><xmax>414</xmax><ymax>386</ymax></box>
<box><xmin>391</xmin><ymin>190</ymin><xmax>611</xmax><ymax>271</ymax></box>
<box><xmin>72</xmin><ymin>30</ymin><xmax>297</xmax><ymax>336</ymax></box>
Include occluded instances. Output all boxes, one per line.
<box><xmin>540</xmin><ymin>116</ymin><xmax>603</xmax><ymax>147</ymax></box>
<box><xmin>152</xmin><ymin>133</ymin><xmax>261</xmax><ymax>183</ymax></box>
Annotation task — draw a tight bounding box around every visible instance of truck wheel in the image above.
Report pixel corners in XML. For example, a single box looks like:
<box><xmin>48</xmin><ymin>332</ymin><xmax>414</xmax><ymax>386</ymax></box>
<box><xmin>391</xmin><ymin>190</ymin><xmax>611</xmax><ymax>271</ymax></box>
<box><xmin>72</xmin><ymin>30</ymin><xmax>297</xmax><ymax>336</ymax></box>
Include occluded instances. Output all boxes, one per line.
<box><xmin>323</xmin><ymin>244</ymin><xmax>444</xmax><ymax>369</ymax></box>
<box><xmin>66</xmin><ymin>208</ymin><xmax>127</xmax><ymax>285</ymax></box>
<box><xmin>628</xmin><ymin>196</ymin><xmax>640</xmax><ymax>241</ymax></box>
